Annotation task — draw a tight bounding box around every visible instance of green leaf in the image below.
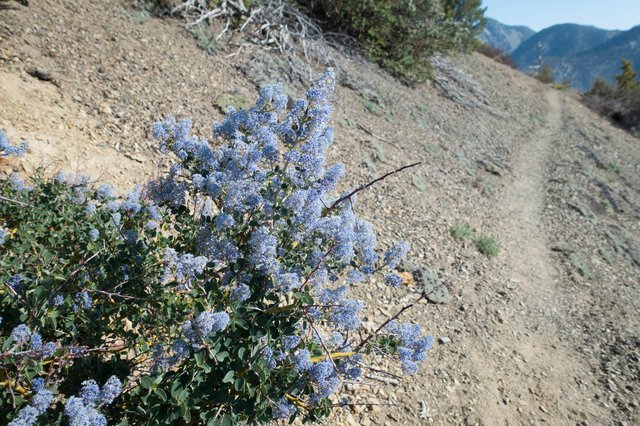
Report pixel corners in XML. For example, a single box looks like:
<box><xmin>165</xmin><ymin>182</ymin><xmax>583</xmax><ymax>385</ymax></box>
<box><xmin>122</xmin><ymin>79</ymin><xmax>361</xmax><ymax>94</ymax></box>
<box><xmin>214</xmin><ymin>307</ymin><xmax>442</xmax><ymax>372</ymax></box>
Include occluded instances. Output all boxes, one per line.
<box><xmin>181</xmin><ymin>405</ymin><xmax>191</xmax><ymax>423</ymax></box>
<box><xmin>140</xmin><ymin>376</ymin><xmax>153</xmax><ymax>390</ymax></box>
<box><xmin>222</xmin><ymin>371</ymin><xmax>235</xmax><ymax>384</ymax></box>
<box><xmin>194</xmin><ymin>350</ymin><xmax>206</xmax><ymax>367</ymax></box>
<box><xmin>233</xmin><ymin>377</ymin><xmax>245</xmax><ymax>391</ymax></box>
<box><xmin>154</xmin><ymin>388</ymin><xmax>167</xmax><ymax>402</ymax></box>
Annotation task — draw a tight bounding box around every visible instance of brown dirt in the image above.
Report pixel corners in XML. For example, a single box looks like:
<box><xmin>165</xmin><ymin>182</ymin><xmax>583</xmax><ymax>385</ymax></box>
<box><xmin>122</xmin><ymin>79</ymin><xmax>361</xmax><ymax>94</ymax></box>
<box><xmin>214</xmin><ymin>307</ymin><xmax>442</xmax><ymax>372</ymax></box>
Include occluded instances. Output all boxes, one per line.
<box><xmin>1</xmin><ymin>1</ymin><xmax>638</xmax><ymax>425</ymax></box>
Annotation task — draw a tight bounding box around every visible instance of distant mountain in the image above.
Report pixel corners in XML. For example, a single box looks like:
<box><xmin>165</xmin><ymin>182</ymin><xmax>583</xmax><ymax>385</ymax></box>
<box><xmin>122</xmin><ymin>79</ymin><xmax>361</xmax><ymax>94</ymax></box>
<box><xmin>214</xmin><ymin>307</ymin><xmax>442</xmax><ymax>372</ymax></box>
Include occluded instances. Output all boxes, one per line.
<box><xmin>511</xmin><ymin>24</ymin><xmax>640</xmax><ymax>91</ymax></box>
<box><xmin>549</xmin><ymin>25</ymin><xmax>640</xmax><ymax>90</ymax></box>
<box><xmin>511</xmin><ymin>24</ymin><xmax>621</xmax><ymax>71</ymax></box>
<box><xmin>479</xmin><ymin>18</ymin><xmax>535</xmax><ymax>53</ymax></box>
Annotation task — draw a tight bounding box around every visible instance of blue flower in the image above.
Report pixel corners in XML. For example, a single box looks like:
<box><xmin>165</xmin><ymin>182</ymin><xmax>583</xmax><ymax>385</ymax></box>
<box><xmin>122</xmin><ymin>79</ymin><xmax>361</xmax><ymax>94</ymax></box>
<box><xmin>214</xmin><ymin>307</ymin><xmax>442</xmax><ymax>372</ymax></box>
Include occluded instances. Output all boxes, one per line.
<box><xmin>384</xmin><ymin>241</ymin><xmax>410</xmax><ymax>268</ymax></box>
<box><xmin>39</xmin><ymin>342</ymin><xmax>56</xmax><ymax>359</ymax></box>
<box><xmin>0</xmin><ymin>228</ymin><xmax>8</xmax><ymax>245</ymax></box>
<box><xmin>338</xmin><ymin>353</ymin><xmax>363</xmax><ymax>379</ymax></box>
<box><xmin>275</xmin><ymin>271</ymin><xmax>301</xmax><ymax>292</ymax></box>
<box><xmin>214</xmin><ymin>213</ymin><xmax>235</xmax><ymax>230</ymax></box>
<box><xmin>31</xmin><ymin>387</ymin><xmax>53</xmax><ymax>413</ymax></box>
<box><xmin>291</xmin><ymin>349</ymin><xmax>312</xmax><ymax>373</ymax></box>
<box><xmin>0</xmin><ymin>130</ymin><xmax>28</xmax><ymax>157</ymax></box>
<box><xmin>248</xmin><ymin>227</ymin><xmax>279</xmax><ymax>275</ymax></box>
<box><xmin>330</xmin><ymin>299</ymin><xmax>364</xmax><ymax>330</ymax></box>
<box><xmin>162</xmin><ymin>248</ymin><xmax>209</xmax><ymax>289</ymax></box>
<box><xmin>309</xmin><ymin>360</ymin><xmax>340</xmax><ymax>403</ymax></box>
<box><xmin>64</xmin><ymin>396</ymin><xmax>106</xmax><ymax>426</ymax></box>
<box><xmin>272</xmin><ymin>398</ymin><xmax>297</xmax><ymax>420</ymax></box>
<box><xmin>8</xmin><ymin>274</ymin><xmax>24</xmax><ymax>291</ymax></box>
<box><xmin>80</xmin><ymin>380</ymin><xmax>101</xmax><ymax>406</ymax></box>
<box><xmin>99</xmin><ymin>376</ymin><xmax>121</xmax><ymax>406</ymax></box>
<box><xmin>88</xmin><ymin>229</ymin><xmax>100</xmax><ymax>241</ymax></box>
<box><xmin>121</xmin><ymin>186</ymin><xmax>142</xmax><ymax>217</ymax></box>
<box><xmin>8</xmin><ymin>405</ymin><xmax>39</xmax><ymax>426</ymax></box>
<box><xmin>229</xmin><ymin>283</ymin><xmax>251</xmax><ymax>302</ymax></box>
<box><xmin>29</xmin><ymin>333</ymin><xmax>43</xmax><ymax>351</ymax></box>
<box><xmin>195</xmin><ymin>311</ymin><xmax>230</xmax><ymax>338</ymax></box>
<box><xmin>51</xmin><ymin>294</ymin><xmax>64</xmax><ymax>306</ymax></box>
<box><xmin>84</xmin><ymin>202</ymin><xmax>97</xmax><ymax>216</ymax></box>
<box><xmin>10</xmin><ymin>324</ymin><xmax>31</xmax><ymax>345</ymax></box>
<box><xmin>260</xmin><ymin>346</ymin><xmax>277</xmax><ymax>370</ymax></box>
<box><xmin>74</xmin><ymin>291</ymin><xmax>92</xmax><ymax>311</ymax></box>
<box><xmin>386</xmin><ymin>321</ymin><xmax>433</xmax><ymax>375</ymax></box>
<box><xmin>96</xmin><ymin>184</ymin><xmax>116</xmax><ymax>200</ymax></box>
<box><xmin>385</xmin><ymin>273</ymin><xmax>404</xmax><ymax>287</ymax></box>
<box><xmin>281</xmin><ymin>335</ymin><xmax>300</xmax><ymax>350</ymax></box>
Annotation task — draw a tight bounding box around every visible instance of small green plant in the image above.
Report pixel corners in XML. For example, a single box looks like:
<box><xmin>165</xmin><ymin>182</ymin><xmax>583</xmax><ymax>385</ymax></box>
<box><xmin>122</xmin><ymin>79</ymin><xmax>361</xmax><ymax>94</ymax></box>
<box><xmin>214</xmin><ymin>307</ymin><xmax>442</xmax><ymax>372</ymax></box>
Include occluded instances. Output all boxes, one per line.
<box><xmin>475</xmin><ymin>236</ymin><xmax>500</xmax><ymax>258</ymax></box>
<box><xmin>189</xmin><ymin>23</ymin><xmax>223</xmax><ymax>54</ymax></box>
<box><xmin>450</xmin><ymin>223</ymin><xmax>474</xmax><ymax>239</ymax></box>
<box><xmin>534</xmin><ymin>64</ymin><xmax>555</xmax><ymax>84</ymax></box>
<box><xmin>598</xmin><ymin>248</ymin><xmax>613</xmax><ymax>266</ymax></box>
<box><xmin>569</xmin><ymin>253</ymin><xmax>591</xmax><ymax>277</ymax></box>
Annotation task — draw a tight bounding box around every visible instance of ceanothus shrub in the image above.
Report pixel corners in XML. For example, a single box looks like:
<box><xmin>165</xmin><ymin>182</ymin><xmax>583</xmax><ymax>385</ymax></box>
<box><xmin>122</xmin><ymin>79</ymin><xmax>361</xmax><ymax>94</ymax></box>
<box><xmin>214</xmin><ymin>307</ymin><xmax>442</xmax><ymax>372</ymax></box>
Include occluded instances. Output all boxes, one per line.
<box><xmin>0</xmin><ymin>70</ymin><xmax>433</xmax><ymax>425</ymax></box>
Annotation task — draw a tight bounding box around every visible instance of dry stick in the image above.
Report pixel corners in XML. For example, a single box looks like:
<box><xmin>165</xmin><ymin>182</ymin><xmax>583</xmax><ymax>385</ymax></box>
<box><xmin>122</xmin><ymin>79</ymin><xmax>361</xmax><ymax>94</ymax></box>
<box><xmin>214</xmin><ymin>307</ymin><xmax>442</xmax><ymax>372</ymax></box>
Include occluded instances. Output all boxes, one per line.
<box><xmin>0</xmin><ymin>194</ymin><xmax>29</xmax><ymax>207</ymax></box>
<box><xmin>333</xmin><ymin>401</ymin><xmax>396</xmax><ymax>407</ymax></box>
<box><xmin>69</xmin><ymin>248</ymin><xmax>104</xmax><ymax>278</ymax></box>
<box><xmin>298</xmin><ymin>243</ymin><xmax>335</xmax><ymax>292</ymax></box>
<box><xmin>326</xmin><ymin>162</ymin><xmax>421</xmax><ymax>214</ymax></box>
<box><xmin>365</xmin><ymin>374</ymin><xmax>400</xmax><ymax>386</ymax></box>
<box><xmin>356</xmin><ymin>360</ymin><xmax>402</xmax><ymax>381</ymax></box>
<box><xmin>353</xmin><ymin>292</ymin><xmax>426</xmax><ymax>353</ymax></box>
<box><xmin>85</xmin><ymin>288</ymin><xmax>146</xmax><ymax>301</ymax></box>
<box><xmin>355</xmin><ymin>120</ymin><xmax>395</xmax><ymax>147</ymax></box>
<box><xmin>306</xmin><ymin>315</ymin><xmax>339</xmax><ymax>373</ymax></box>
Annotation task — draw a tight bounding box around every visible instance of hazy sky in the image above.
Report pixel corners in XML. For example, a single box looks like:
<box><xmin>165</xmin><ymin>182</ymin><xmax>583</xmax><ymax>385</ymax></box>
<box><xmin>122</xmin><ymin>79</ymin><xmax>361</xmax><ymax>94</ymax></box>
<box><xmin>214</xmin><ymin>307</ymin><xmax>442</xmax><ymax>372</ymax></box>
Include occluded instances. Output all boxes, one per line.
<box><xmin>482</xmin><ymin>0</ymin><xmax>640</xmax><ymax>31</ymax></box>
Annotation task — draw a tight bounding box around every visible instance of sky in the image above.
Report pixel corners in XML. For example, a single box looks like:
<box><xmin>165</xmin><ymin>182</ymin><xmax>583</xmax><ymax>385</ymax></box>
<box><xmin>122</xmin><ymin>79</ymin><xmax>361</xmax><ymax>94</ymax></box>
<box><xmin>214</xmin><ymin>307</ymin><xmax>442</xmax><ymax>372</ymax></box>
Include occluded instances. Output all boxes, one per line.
<box><xmin>482</xmin><ymin>0</ymin><xmax>640</xmax><ymax>31</ymax></box>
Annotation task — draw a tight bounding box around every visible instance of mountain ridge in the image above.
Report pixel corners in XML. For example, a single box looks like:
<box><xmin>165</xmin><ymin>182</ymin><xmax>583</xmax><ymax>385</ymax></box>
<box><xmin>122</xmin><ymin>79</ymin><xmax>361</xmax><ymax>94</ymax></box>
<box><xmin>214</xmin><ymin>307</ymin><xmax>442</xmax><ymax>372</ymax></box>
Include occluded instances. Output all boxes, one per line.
<box><xmin>482</xmin><ymin>19</ymin><xmax>639</xmax><ymax>91</ymax></box>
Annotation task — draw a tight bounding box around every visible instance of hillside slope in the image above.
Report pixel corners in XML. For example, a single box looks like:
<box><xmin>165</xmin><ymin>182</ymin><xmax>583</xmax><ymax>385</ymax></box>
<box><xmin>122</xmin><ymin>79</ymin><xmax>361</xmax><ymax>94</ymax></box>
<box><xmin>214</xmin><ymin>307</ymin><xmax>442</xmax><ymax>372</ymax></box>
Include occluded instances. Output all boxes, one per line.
<box><xmin>1</xmin><ymin>1</ymin><xmax>639</xmax><ymax>425</ymax></box>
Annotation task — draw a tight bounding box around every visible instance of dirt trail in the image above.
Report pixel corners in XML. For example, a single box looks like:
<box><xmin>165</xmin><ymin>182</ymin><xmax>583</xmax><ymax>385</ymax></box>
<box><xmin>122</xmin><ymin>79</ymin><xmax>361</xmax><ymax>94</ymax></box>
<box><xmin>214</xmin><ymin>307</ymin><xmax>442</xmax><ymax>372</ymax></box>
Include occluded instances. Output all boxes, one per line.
<box><xmin>467</xmin><ymin>90</ymin><xmax>606</xmax><ymax>424</ymax></box>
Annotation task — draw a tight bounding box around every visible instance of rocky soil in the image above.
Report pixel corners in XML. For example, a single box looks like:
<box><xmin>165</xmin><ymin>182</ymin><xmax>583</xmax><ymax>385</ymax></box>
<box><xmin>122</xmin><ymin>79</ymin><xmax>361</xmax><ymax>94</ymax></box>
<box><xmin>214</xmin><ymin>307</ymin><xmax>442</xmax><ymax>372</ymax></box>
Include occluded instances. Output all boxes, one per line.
<box><xmin>1</xmin><ymin>1</ymin><xmax>638</xmax><ymax>425</ymax></box>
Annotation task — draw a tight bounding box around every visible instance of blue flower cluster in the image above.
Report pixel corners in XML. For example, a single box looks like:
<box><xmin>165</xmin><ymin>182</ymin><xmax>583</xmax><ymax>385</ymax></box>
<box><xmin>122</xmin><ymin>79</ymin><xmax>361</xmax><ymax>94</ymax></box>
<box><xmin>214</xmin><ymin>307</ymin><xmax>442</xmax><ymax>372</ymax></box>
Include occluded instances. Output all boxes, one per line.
<box><xmin>309</xmin><ymin>360</ymin><xmax>340</xmax><ymax>403</ymax></box>
<box><xmin>162</xmin><ymin>248</ymin><xmax>209</xmax><ymax>290</ymax></box>
<box><xmin>64</xmin><ymin>376</ymin><xmax>121</xmax><ymax>426</ymax></box>
<box><xmin>8</xmin><ymin>378</ymin><xmax>53</xmax><ymax>426</ymax></box>
<box><xmin>272</xmin><ymin>398</ymin><xmax>297</xmax><ymax>420</ymax></box>
<box><xmin>386</xmin><ymin>321</ymin><xmax>433</xmax><ymax>375</ymax></box>
<box><xmin>0</xmin><ymin>130</ymin><xmax>28</xmax><ymax>157</ymax></box>
<box><xmin>9</xmin><ymin>324</ymin><xmax>56</xmax><ymax>359</ymax></box>
<box><xmin>180</xmin><ymin>311</ymin><xmax>230</xmax><ymax>350</ymax></box>
<box><xmin>0</xmin><ymin>227</ymin><xmax>7</xmax><ymax>245</ymax></box>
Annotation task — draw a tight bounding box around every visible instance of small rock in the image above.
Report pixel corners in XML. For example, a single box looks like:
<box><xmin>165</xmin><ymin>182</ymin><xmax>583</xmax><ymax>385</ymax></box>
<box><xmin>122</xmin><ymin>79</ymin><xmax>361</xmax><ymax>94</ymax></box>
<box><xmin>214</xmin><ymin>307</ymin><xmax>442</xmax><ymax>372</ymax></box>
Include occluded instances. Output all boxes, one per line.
<box><xmin>99</xmin><ymin>104</ymin><xmax>113</xmax><ymax>115</ymax></box>
<box><xmin>439</xmin><ymin>337</ymin><xmax>451</xmax><ymax>344</ymax></box>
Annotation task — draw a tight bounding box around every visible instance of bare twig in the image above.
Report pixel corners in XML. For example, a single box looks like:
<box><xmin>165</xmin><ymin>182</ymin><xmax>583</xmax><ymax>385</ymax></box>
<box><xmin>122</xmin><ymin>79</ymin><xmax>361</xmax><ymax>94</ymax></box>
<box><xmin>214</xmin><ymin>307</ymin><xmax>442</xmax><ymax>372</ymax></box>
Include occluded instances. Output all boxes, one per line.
<box><xmin>355</xmin><ymin>121</ymin><xmax>394</xmax><ymax>146</ymax></box>
<box><xmin>326</xmin><ymin>162</ymin><xmax>421</xmax><ymax>213</ymax></box>
<box><xmin>365</xmin><ymin>374</ymin><xmax>400</xmax><ymax>386</ymax></box>
<box><xmin>85</xmin><ymin>288</ymin><xmax>146</xmax><ymax>301</ymax></box>
<box><xmin>0</xmin><ymin>194</ymin><xmax>29</xmax><ymax>206</ymax></box>
<box><xmin>354</xmin><ymin>292</ymin><xmax>426</xmax><ymax>353</ymax></box>
<box><xmin>306</xmin><ymin>316</ymin><xmax>339</xmax><ymax>373</ymax></box>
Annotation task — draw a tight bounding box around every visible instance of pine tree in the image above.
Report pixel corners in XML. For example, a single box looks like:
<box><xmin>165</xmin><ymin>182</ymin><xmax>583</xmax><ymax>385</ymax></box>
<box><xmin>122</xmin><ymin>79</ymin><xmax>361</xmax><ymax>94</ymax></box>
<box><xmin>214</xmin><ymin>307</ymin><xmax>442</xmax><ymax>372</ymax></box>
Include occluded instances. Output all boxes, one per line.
<box><xmin>615</xmin><ymin>60</ymin><xmax>638</xmax><ymax>90</ymax></box>
<box><xmin>441</xmin><ymin>0</ymin><xmax>487</xmax><ymax>49</ymax></box>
